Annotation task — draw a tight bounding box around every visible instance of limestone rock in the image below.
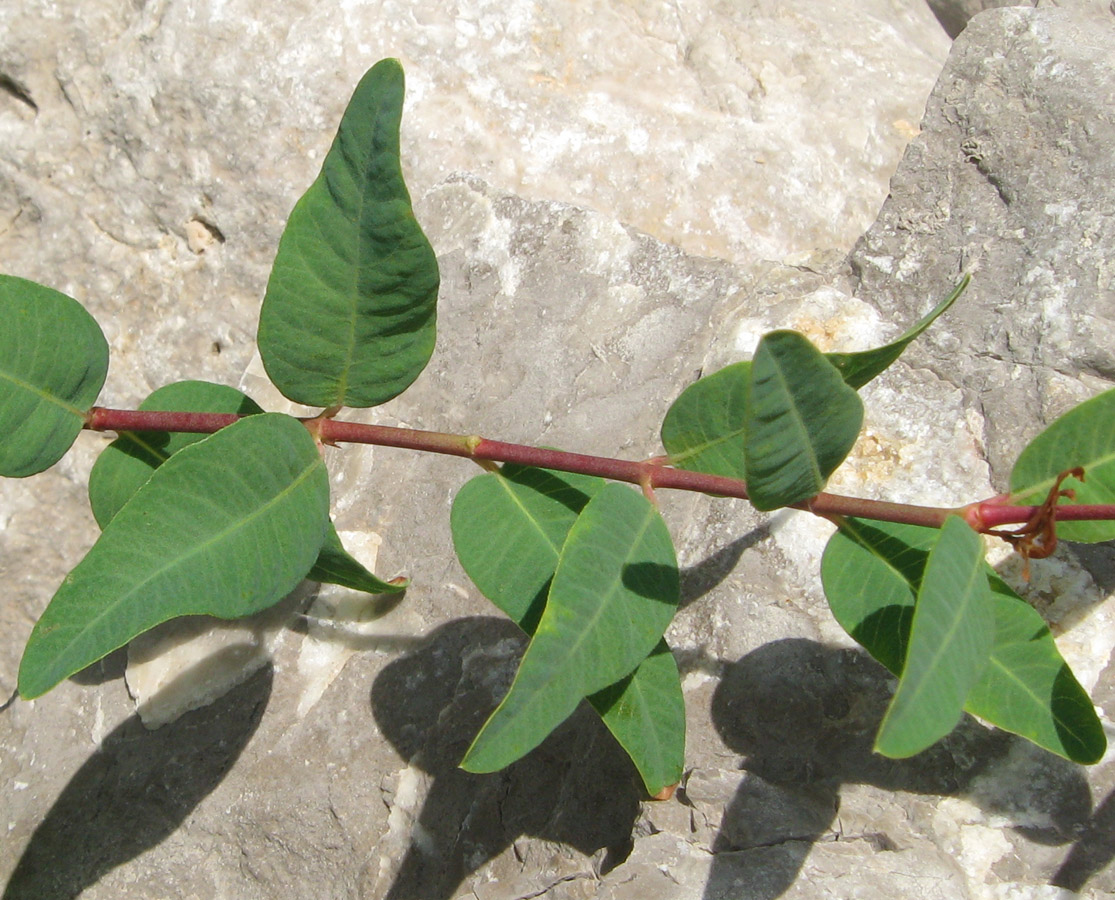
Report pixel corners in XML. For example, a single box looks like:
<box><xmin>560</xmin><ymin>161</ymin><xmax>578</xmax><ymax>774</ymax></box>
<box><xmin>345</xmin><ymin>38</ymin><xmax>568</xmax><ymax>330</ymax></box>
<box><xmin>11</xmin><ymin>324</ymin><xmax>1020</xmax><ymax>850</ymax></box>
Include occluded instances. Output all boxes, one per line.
<box><xmin>849</xmin><ymin>6</ymin><xmax>1115</xmax><ymax>487</ymax></box>
<box><xmin>3</xmin><ymin>3</ymin><xmax>1115</xmax><ymax>900</ymax></box>
<box><xmin>925</xmin><ymin>0</ymin><xmax>1026</xmax><ymax>38</ymax></box>
<box><xmin>0</xmin><ymin>0</ymin><xmax>949</xmax><ymax>293</ymax></box>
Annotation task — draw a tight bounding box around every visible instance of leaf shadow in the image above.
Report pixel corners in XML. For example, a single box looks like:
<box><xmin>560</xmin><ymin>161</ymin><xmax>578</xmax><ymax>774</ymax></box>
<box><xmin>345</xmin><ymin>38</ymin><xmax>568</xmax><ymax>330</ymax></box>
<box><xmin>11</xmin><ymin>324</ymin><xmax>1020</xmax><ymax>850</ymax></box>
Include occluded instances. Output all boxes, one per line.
<box><xmin>370</xmin><ymin>616</ymin><xmax>643</xmax><ymax>900</ymax></box>
<box><xmin>702</xmin><ymin>638</ymin><xmax>1094</xmax><ymax>900</ymax></box>
<box><xmin>679</xmin><ymin>525</ymin><xmax>771</xmax><ymax>610</ymax></box>
<box><xmin>1052</xmin><ymin>781</ymin><xmax>1115</xmax><ymax>890</ymax></box>
<box><xmin>2</xmin><ymin>665</ymin><xmax>271</xmax><ymax>900</ymax></box>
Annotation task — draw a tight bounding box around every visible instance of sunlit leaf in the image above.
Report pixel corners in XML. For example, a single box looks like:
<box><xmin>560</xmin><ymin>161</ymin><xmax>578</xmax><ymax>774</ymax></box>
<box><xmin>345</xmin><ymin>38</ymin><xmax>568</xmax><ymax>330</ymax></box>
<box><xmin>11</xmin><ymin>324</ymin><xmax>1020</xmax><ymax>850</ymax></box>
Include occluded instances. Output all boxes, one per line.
<box><xmin>587</xmin><ymin>637</ymin><xmax>684</xmax><ymax>794</ymax></box>
<box><xmin>453</xmin><ymin>466</ymin><xmax>684</xmax><ymax>794</ymax></box>
<box><xmin>826</xmin><ymin>275</ymin><xmax>968</xmax><ymax>389</ymax></box>
<box><xmin>822</xmin><ymin>517</ymin><xmax>1105</xmax><ymax>763</ymax></box>
<box><xmin>18</xmin><ymin>414</ymin><xmax>330</xmax><ymax>698</ymax></box>
<box><xmin>87</xmin><ymin>380</ymin><xmax>397</xmax><ymax>595</ymax></box>
<box><xmin>0</xmin><ymin>275</ymin><xmax>109</xmax><ymax>477</ymax></box>
<box><xmin>452</xmin><ymin>464</ymin><xmax>606</xmax><ymax>631</ymax></box>
<box><xmin>88</xmin><ymin>380</ymin><xmax>264</xmax><ymax>527</ymax></box>
<box><xmin>309</xmin><ymin>525</ymin><xmax>406</xmax><ymax>595</ymax></box>
<box><xmin>874</xmin><ymin>516</ymin><xmax>994</xmax><ymax>758</ymax></box>
<box><xmin>461</xmin><ymin>483</ymin><xmax>679</xmax><ymax>777</ymax></box>
<box><xmin>660</xmin><ymin>362</ymin><xmax>750</xmax><ymax>481</ymax></box>
<box><xmin>660</xmin><ymin>281</ymin><xmax>965</xmax><ymax>482</ymax></box>
<box><xmin>1010</xmin><ymin>387</ymin><xmax>1115</xmax><ymax>543</ymax></box>
<box><xmin>744</xmin><ymin>331</ymin><xmax>862</xmax><ymax>510</ymax></box>
<box><xmin>258</xmin><ymin>58</ymin><xmax>439</xmax><ymax>409</ymax></box>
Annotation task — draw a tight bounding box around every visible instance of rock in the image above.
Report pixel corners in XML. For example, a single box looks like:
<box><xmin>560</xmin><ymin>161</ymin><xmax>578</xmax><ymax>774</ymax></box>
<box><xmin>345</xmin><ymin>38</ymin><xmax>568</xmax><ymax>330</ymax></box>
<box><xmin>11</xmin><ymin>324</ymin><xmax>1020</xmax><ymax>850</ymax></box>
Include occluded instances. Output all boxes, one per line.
<box><xmin>849</xmin><ymin>6</ymin><xmax>1115</xmax><ymax>488</ymax></box>
<box><xmin>925</xmin><ymin>0</ymin><xmax>1024</xmax><ymax>39</ymax></box>
<box><xmin>3</xmin><ymin>3</ymin><xmax>1115</xmax><ymax>900</ymax></box>
<box><xmin>0</xmin><ymin>0</ymin><xmax>950</xmax><ymax>292</ymax></box>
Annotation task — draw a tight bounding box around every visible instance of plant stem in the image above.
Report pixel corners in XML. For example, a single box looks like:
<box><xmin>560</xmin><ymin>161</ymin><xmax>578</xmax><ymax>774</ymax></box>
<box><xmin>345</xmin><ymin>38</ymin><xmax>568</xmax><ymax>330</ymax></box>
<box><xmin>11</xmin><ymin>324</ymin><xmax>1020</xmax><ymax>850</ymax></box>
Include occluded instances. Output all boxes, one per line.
<box><xmin>84</xmin><ymin>407</ymin><xmax>1115</xmax><ymax>532</ymax></box>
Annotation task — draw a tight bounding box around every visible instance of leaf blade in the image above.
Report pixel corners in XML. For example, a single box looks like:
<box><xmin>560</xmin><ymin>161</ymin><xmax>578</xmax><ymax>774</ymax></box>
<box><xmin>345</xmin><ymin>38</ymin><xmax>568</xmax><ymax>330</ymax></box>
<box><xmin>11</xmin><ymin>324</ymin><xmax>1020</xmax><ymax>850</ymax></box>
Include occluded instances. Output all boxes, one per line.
<box><xmin>587</xmin><ymin>638</ymin><xmax>685</xmax><ymax>795</ymax></box>
<box><xmin>307</xmin><ymin>526</ymin><xmax>406</xmax><ymax>594</ymax></box>
<box><xmin>660</xmin><ymin>361</ymin><xmax>750</xmax><ymax>480</ymax></box>
<box><xmin>453</xmin><ymin>466</ymin><xmax>684</xmax><ymax>793</ymax></box>
<box><xmin>452</xmin><ymin>464</ymin><xmax>605</xmax><ymax>629</ymax></box>
<box><xmin>822</xmin><ymin>517</ymin><xmax>1104</xmax><ymax>763</ymax></box>
<box><xmin>18</xmin><ymin>414</ymin><xmax>330</xmax><ymax>698</ymax></box>
<box><xmin>258</xmin><ymin>58</ymin><xmax>439</xmax><ymax>409</ymax></box>
<box><xmin>88</xmin><ymin>380</ymin><xmax>265</xmax><ymax>527</ymax></box>
<box><xmin>87</xmin><ymin>380</ymin><xmax>397</xmax><ymax>595</ymax></box>
<box><xmin>460</xmin><ymin>483</ymin><xmax>679</xmax><ymax>775</ymax></box>
<box><xmin>744</xmin><ymin>331</ymin><xmax>863</xmax><ymax>510</ymax></box>
<box><xmin>0</xmin><ymin>275</ymin><xmax>109</xmax><ymax>477</ymax></box>
<box><xmin>826</xmin><ymin>276</ymin><xmax>969</xmax><ymax>389</ymax></box>
<box><xmin>1010</xmin><ymin>387</ymin><xmax>1115</xmax><ymax>542</ymax></box>
<box><xmin>874</xmin><ymin>516</ymin><xmax>995</xmax><ymax>758</ymax></box>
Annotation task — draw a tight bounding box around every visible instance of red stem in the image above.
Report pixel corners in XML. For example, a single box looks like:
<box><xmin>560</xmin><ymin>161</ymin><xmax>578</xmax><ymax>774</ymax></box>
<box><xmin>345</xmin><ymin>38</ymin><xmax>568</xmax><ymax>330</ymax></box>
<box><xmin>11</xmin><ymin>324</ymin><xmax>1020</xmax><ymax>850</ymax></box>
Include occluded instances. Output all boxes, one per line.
<box><xmin>84</xmin><ymin>407</ymin><xmax>1115</xmax><ymax>532</ymax></box>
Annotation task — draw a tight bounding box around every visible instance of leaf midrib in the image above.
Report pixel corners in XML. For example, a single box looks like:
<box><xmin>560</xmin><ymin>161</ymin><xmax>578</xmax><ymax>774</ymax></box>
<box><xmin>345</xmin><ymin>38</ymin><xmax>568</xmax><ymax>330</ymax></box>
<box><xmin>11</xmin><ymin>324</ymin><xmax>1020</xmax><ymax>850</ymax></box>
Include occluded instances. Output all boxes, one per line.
<box><xmin>35</xmin><ymin>445</ymin><xmax>324</xmax><ymax>677</ymax></box>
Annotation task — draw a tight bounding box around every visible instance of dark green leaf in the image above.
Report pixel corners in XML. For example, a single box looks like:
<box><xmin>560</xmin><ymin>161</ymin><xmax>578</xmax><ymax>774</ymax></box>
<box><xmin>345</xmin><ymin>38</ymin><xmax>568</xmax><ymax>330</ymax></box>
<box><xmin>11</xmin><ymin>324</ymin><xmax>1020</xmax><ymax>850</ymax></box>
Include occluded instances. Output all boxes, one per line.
<box><xmin>1010</xmin><ymin>387</ymin><xmax>1115</xmax><ymax>543</ymax></box>
<box><xmin>660</xmin><ymin>361</ymin><xmax>750</xmax><ymax>480</ymax></box>
<box><xmin>660</xmin><ymin>279</ymin><xmax>966</xmax><ymax>482</ymax></box>
<box><xmin>0</xmin><ymin>275</ymin><xmax>109</xmax><ymax>477</ymax></box>
<box><xmin>744</xmin><ymin>331</ymin><xmax>863</xmax><ymax>510</ymax></box>
<box><xmin>452</xmin><ymin>464</ymin><xmax>606</xmax><ymax>630</ymax></box>
<box><xmin>461</xmin><ymin>483</ymin><xmax>679</xmax><ymax>776</ymax></box>
<box><xmin>257</xmin><ymin>58</ymin><xmax>439</xmax><ymax>409</ymax></box>
<box><xmin>822</xmin><ymin>517</ymin><xmax>1105</xmax><ymax>763</ymax></box>
<box><xmin>308</xmin><ymin>525</ymin><xmax>406</xmax><ymax>594</ymax></box>
<box><xmin>587</xmin><ymin>638</ymin><xmax>685</xmax><ymax>794</ymax></box>
<box><xmin>452</xmin><ymin>466</ymin><xmax>684</xmax><ymax>794</ymax></box>
<box><xmin>874</xmin><ymin>516</ymin><xmax>995</xmax><ymax>758</ymax></box>
<box><xmin>88</xmin><ymin>380</ymin><xmax>264</xmax><ymax>527</ymax></box>
<box><xmin>18</xmin><ymin>414</ymin><xmax>330</xmax><ymax>698</ymax></box>
<box><xmin>969</xmin><ymin>574</ymin><xmax>1106</xmax><ymax>764</ymax></box>
<box><xmin>818</xmin><ymin>517</ymin><xmax>927</xmax><ymax>673</ymax></box>
<box><xmin>826</xmin><ymin>275</ymin><xmax>969</xmax><ymax>389</ymax></box>
<box><xmin>88</xmin><ymin>380</ymin><xmax>398</xmax><ymax>595</ymax></box>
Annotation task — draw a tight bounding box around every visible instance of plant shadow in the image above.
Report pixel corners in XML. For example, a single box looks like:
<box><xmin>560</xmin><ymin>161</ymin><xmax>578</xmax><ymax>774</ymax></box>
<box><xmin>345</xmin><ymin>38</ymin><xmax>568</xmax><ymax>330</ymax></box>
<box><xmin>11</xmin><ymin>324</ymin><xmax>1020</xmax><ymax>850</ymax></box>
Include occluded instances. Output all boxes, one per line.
<box><xmin>3</xmin><ymin>665</ymin><xmax>271</xmax><ymax>900</ymax></box>
<box><xmin>702</xmin><ymin>638</ymin><xmax>1094</xmax><ymax>899</ymax></box>
<box><xmin>370</xmin><ymin>616</ymin><xmax>643</xmax><ymax>900</ymax></box>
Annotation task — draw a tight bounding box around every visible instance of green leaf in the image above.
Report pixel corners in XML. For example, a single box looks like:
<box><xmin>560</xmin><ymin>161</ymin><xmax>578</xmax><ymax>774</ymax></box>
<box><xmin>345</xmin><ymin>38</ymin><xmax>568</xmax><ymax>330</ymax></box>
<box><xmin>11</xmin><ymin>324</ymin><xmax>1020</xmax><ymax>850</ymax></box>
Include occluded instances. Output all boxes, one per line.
<box><xmin>818</xmin><ymin>517</ymin><xmax>926</xmax><ymax>674</ymax></box>
<box><xmin>452</xmin><ymin>466</ymin><xmax>684</xmax><ymax>794</ymax></box>
<box><xmin>308</xmin><ymin>525</ymin><xmax>406</xmax><ymax>594</ymax></box>
<box><xmin>970</xmin><ymin>574</ymin><xmax>1106</xmax><ymax>764</ymax></box>
<box><xmin>826</xmin><ymin>275</ymin><xmax>969</xmax><ymax>389</ymax></box>
<box><xmin>660</xmin><ymin>280</ymin><xmax>966</xmax><ymax>482</ymax></box>
<box><xmin>874</xmin><ymin>516</ymin><xmax>995</xmax><ymax>758</ymax></box>
<box><xmin>452</xmin><ymin>464</ymin><xmax>606</xmax><ymax>631</ymax></box>
<box><xmin>586</xmin><ymin>638</ymin><xmax>685</xmax><ymax>794</ymax></box>
<box><xmin>18</xmin><ymin>414</ymin><xmax>330</xmax><ymax>698</ymax></box>
<box><xmin>0</xmin><ymin>274</ymin><xmax>109</xmax><ymax>477</ymax></box>
<box><xmin>660</xmin><ymin>361</ymin><xmax>750</xmax><ymax>480</ymax></box>
<box><xmin>88</xmin><ymin>380</ymin><xmax>399</xmax><ymax>595</ymax></box>
<box><xmin>461</xmin><ymin>483</ymin><xmax>679</xmax><ymax>776</ymax></box>
<box><xmin>822</xmin><ymin>518</ymin><xmax>1105</xmax><ymax>763</ymax></box>
<box><xmin>88</xmin><ymin>380</ymin><xmax>265</xmax><ymax>527</ymax></box>
<box><xmin>257</xmin><ymin>58</ymin><xmax>439</xmax><ymax>410</ymax></box>
<box><xmin>744</xmin><ymin>331</ymin><xmax>863</xmax><ymax>511</ymax></box>
<box><xmin>1010</xmin><ymin>387</ymin><xmax>1115</xmax><ymax>543</ymax></box>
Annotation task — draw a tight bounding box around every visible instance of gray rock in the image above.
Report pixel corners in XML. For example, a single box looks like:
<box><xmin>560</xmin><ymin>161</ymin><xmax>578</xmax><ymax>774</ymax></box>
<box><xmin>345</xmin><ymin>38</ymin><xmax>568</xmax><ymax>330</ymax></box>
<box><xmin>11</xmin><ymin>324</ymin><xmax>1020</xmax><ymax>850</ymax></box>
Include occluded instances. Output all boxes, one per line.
<box><xmin>3</xmin><ymin>3</ymin><xmax>1115</xmax><ymax>900</ymax></box>
<box><xmin>925</xmin><ymin>0</ymin><xmax>1026</xmax><ymax>39</ymax></box>
<box><xmin>848</xmin><ymin>6</ymin><xmax>1115</xmax><ymax>489</ymax></box>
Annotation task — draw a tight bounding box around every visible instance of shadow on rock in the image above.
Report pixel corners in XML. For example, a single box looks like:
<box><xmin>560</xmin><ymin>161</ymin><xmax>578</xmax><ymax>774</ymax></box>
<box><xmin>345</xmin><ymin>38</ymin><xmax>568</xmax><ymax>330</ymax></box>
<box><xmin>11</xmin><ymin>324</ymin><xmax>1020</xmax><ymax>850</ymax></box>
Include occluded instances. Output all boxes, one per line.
<box><xmin>1052</xmin><ymin>781</ymin><xmax>1115</xmax><ymax>891</ymax></box>
<box><xmin>679</xmin><ymin>525</ymin><xmax>770</xmax><ymax>611</ymax></box>
<box><xmin>371</xmin><ymin>616</ymin><xmax>643</xmax><ymax>900</ymax></box>
<box><xmin>703</xmin><ymin>638</ymin><xmax>1093</xmax><ymax>900</ymax></box>
<box><xmin>3</xmin><ymin>665</ymin><xmax>271</xmax><ymax>900</ymax></box>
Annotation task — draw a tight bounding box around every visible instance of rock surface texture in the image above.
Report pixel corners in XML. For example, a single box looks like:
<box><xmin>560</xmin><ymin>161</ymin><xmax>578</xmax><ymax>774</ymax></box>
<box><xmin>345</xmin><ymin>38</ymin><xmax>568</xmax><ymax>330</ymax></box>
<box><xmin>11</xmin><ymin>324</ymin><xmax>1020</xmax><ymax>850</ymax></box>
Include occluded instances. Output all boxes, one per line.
<box><xmin>3</xmin><ymin>2</ymin><xmax>1115</xmax><ymax>899</ymax></box>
